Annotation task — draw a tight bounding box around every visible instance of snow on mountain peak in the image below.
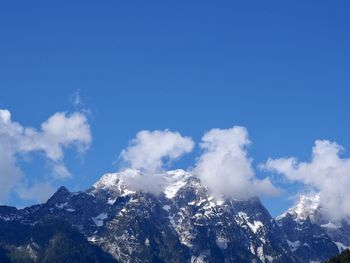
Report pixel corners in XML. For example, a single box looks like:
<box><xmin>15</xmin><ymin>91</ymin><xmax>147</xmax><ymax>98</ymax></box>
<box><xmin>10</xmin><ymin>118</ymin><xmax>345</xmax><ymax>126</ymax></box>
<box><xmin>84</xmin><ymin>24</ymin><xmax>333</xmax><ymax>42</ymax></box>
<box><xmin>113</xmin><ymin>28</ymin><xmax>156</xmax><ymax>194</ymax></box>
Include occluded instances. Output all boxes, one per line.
<box><xmin>92</xmin><ymin>169</ymin><xmax>192</xmax><ymax>199</ymax></box>
<box><xmin>91</xmin><ymin>170</ymin><xmax>138</xmax><ymax>197</ymax></box>
<box><xmin>279</xmin><ymin>193</ymin><xmax>320</xmax><ymax>221</ymax></box>
<box><xmin>163</xmin><ymin>169</ymin><xmax>190</xmax><ymax>198</ymax></box>
<box><xmin>293</xmin><ymin>194</ymin><xmax>320</xmax><ymax>220</ymax></box>
<box><xmin>92</xmin><ymin>173</ymin><xmax>120</xmax><ymax>189</ymax></box>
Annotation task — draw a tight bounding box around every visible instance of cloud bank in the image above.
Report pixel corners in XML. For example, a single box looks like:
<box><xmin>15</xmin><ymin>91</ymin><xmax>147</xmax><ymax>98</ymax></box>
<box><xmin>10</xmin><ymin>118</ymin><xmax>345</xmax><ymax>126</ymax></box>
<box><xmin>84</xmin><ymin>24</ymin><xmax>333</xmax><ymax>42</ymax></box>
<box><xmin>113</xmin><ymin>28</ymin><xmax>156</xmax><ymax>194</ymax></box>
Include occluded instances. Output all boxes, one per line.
<box><xmin>119</xmin><ymin>130</ymin><xmax>194</xmax><ymax>194</ymax></box>
<box><xmin>263</xmin><ymin>140</ymin><xmax>350</xmax><ymax>221</ymax></box>
<box><xmin>0</xmin><ymin>109</ymin><xmax>92</xmax><ymax>202</ymax></box>
<box><xmin>4</xmin><ymin>107</ymin><xmax>347</xmax><ymax>222</ymax></box>
<box><xmin>193</xmin><ymin>127</ymin><xmax>280</xmax><ymax>199</ymax></box>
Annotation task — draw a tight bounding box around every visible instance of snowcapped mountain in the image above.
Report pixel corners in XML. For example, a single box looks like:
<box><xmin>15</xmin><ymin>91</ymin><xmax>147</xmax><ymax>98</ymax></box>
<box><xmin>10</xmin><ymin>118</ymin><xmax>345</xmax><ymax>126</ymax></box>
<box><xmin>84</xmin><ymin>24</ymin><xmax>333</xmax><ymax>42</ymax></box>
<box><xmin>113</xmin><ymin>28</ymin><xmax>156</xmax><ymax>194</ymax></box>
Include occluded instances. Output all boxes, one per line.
<box><xmin>277</xmin><ymin>194</ymin><xmax>350</xmax><ymax>263</ymax></box>
<box><xmin>85</xmin><ymin>169</ymin><xmax>295</xmax><ymax>262</ymax></box>
<box><xmin>278</xmin><ymin>194</ymin><xmax>321</xmax><ymax>222</ymax></box>
<box><xmin>0</xmin><ymin>170</ymin><xmax>346</xmax><ymax>262</ymax></box>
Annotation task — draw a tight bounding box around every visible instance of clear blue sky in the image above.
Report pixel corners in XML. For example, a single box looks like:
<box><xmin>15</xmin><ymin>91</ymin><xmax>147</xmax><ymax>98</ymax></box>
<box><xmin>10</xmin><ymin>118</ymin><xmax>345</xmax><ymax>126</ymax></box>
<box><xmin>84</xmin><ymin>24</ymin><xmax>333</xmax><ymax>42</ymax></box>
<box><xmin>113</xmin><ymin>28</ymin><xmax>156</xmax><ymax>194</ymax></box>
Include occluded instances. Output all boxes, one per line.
<box><xmin>1</xmin><ymin>1</ymin><xmax>350</xmax><ymax>216</ymax></box>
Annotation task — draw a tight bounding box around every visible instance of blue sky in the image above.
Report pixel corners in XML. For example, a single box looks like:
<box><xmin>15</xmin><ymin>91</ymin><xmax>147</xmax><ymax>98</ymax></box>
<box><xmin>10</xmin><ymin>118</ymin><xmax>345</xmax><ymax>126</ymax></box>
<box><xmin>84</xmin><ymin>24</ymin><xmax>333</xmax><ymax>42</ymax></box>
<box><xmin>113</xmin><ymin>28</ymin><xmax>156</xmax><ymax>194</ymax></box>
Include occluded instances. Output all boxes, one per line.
<box><xmin>1</xmin><ymin>1</ymin><xmax>350</xmax><ymax>216</ymax></box>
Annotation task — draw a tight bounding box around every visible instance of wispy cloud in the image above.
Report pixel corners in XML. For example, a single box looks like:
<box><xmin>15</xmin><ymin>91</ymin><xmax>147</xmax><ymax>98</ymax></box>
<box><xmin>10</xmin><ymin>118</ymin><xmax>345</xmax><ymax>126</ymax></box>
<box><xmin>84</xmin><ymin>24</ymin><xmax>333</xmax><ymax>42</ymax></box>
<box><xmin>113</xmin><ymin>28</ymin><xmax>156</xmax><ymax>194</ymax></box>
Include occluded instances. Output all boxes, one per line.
<box><xmin>70</xmin><ymin>89</ymin><xmax>83</xmax><ymax>108</ymax></box>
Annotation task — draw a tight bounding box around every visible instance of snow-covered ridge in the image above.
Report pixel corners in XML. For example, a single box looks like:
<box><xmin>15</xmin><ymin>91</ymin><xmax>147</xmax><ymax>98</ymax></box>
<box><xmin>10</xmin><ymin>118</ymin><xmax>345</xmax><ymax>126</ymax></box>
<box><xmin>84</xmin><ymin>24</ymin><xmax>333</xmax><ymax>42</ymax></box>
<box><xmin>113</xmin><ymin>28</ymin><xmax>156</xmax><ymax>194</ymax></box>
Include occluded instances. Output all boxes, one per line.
<box><xmin>92</xmin><ymin>169</ymin><xmax>191</xmax><ymax>199</ymax></box>
<box><xmin>92</xmin><ymin>213</ymin><xmax>108</xmax><ymax>227</ymax></box>
<box><xmin>92</xmin><ymin>172</ymin><xmax>127</xmax><ymax>190</ymax></box>
<box><xmin>278</xmin><ymin>194</ymin><xmax>320</xmax><ymax>221</ymax></box>
<box><xmin>163</xmin><ymin>169</ymin><xmax>191</xmax><ymax>198</ymax></box>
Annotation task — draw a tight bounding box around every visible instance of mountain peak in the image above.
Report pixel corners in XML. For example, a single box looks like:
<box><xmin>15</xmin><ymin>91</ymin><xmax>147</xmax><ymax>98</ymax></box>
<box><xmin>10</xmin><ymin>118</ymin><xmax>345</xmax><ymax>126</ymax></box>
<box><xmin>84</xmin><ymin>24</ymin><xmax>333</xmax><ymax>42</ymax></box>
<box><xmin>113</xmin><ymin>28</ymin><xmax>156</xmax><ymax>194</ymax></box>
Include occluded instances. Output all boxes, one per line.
<box><xmin>57</xmin><ymin>186</ymin><xmax>70</xmax><ymax>193</ymax></box>
<box><xmin>91</xmin><ymin>169</ymin><xmax>192</xmax><ymax>199</ymax></box>
<box><xmin>163</xmin><ymin>169</ymin><xmax>191</xmax><ymax>198</ymax></box>
<box><xmin>1</xmin><ymin>171</ymin><xmax>342</xmax><ymax>262</ymax></box>
<box><xmin>46</xmin><ymin>186</ymin><xmax>71</xmax><ymax>205</ymax></box>
<box><xmin>278</xmin><ymin>193</ymin><xmax>320</xmax><ymax>221</ymax></box>
<box><xmin>92</xmin><ymin>172</ymin><xmax>122</xmax><ymax>190</ymax></box>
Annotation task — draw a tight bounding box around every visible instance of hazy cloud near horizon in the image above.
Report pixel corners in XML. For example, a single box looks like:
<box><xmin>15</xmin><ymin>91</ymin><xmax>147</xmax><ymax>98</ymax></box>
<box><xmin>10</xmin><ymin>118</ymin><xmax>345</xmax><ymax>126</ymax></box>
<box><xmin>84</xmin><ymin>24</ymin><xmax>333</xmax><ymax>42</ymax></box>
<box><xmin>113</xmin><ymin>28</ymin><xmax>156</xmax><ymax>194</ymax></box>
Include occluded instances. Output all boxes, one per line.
<box><xmin>0</xmin><ymin>109</ymin><xmax>92</xmax><ymax>202</ymax></box>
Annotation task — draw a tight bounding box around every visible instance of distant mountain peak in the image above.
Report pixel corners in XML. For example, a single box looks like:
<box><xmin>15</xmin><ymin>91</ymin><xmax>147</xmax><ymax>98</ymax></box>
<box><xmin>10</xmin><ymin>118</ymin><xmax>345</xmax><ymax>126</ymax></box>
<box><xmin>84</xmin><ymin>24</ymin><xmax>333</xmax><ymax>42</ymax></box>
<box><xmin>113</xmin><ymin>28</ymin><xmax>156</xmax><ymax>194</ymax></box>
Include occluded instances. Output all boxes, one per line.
<box><xmin>278</xmin><ymin>193</ymin><xmax>320</xmax><ymax>221</ymax></box>
<box><xmin>56</xmin><ymin>185</ymin><xmax>70</xmax><ymax>194</ymax></box>
<box><xmin>47</xmin><ymin>186</ymin><xmax>71</xmax><ymax>201</ymax></box>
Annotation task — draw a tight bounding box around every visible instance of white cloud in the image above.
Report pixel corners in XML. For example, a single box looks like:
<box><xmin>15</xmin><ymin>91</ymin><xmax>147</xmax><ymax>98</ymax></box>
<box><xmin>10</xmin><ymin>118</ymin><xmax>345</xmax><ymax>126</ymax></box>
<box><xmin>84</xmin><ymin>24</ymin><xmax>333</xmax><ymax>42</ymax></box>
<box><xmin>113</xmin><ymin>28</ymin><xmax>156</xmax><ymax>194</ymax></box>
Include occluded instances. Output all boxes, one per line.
<box><xmin>263</xmin><ymin>140</ymin><xmax>350</xmax><ymax>221</ymax></box>
<box><xmin>121</xmin><ymin>129</ymin><xmax>194</xmax><ymax>174</ymax></box>
<box><xmin>16</xmin><ymin>182</ymin><xmax>56</xmax><ymax>203</ymax></box>
<box><xmin>119</xmin><ymin>129</ymin><xmax>194</xmax><ymax>193</ymax></box>
<box><xmin>0</xmin><ymin>150</ymin><xmax>22</xmax><ymax>201</ymax></box>
<box><xmin>20</xmin><ymin>112</ymin><xmax>92</xmax><ymax>161</ymax></box>
<box><xmin>118</xmin><ymin>169</ymin><xmax>165</xmax><ymax>195</ymax></box>
<box><xmin>0</xmin><ymin>109</ymin><xmax>92</xmax><ymax>202</ymax></box>
<box><xmin>194</xmin><ymin>126</ymin><xmax>280</xmax><ymax>200</ymax></box>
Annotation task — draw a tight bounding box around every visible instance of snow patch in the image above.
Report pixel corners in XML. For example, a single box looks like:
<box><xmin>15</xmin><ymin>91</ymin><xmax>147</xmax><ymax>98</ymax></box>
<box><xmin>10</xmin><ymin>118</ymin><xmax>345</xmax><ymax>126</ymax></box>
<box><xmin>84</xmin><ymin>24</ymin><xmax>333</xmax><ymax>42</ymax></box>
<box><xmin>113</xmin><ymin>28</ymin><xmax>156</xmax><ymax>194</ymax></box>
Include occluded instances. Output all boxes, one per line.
<box><xmin>55</xmin><ymin>202</ymin><xmax>67</xmax><ymax>209</ymax></box>
<box><xmin>88</xmin><ymin>236</ymin><xmax>99</xmax><ymax>243</ymax></box>
<box><xmin>121</xmin><ymin>189</ymin><xmax>135</xmax><ymax>196</ymax></box>
<box><xmin>92</xmin><ymin>213</ymin><xmax>108</xmax><ymax>227</ymax></box>
<box><xmin>107</xmin><ymin>198</ymin><xmax>117</xmax><ymax>205</ymax></box>
<box><xmin>257</xmin><ymin>246</ymin><xmax>265</xmax><ymax>263</ymax></box>
<box><xmin>163</xmin><ymin>170</ymin><xmax>189</xmax><ymax>198</ymax></box>
<box><xmin>163</xmin><ymin>205</ymin><xmax>171</xmax><ymax>212</ymax></box>
<box><xmin>144</xmin><ymin>238</ymin><xmax>150</xmax><ymax>246</ymax></box>
<box><xmin>247</xmin><ymin>221</ymin><xmax>263</xmax><ymax>234</ymax></box>
<box><xmin>287</xmin><ymin>240</ymin><xmax>300</xmax><ymax>252</ymax></box>
<box><xmin>216</xmin><ymin>236</ymin><xmax>228</xmax><ymax>249</ymax></box>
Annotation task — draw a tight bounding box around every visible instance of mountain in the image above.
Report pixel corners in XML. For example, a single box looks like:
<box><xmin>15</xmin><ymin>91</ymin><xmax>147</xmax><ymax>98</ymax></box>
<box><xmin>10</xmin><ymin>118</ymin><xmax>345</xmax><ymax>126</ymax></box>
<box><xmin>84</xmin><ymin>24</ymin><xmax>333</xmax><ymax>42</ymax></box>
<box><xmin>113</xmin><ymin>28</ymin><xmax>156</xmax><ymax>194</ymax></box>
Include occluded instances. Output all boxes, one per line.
<box><xmin>277</xmin><ymin>194</ymin><xmax>350</xmax><ymax>263</ymax></box>
<box><xmin>86</xmin><ymin>170</ymin><xmax>295</xmax><ymax>262</ymax></box>
<box><xmin>0</xmin><ymin>216</ymin><xmax>117</xmax><ymax>263</ymax></box>
<box><xmin>0</xmin><ymin>169</ymin><xmax>346</xmax><ymax>262</ymax></box>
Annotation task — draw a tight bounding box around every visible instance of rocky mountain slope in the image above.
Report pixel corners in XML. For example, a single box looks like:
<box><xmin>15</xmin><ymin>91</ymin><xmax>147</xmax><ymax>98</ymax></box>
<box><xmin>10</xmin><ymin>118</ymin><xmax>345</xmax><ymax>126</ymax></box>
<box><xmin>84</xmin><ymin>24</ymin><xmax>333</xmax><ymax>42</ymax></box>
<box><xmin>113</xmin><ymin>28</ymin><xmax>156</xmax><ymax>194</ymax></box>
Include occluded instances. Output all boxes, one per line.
<box><xmin>0</xmin><ymin>216</ymin><xmax>117</xmax><ymax>263</ymax></box>
<box><xmin>277</xmin><ymin>194</ymin><xmax>350</xmax><ymax>263</ymax></box>
<box><xmin>0</xmin><ymin>169</ymin><xmax>347</xmax><ymax>262</ymax></box>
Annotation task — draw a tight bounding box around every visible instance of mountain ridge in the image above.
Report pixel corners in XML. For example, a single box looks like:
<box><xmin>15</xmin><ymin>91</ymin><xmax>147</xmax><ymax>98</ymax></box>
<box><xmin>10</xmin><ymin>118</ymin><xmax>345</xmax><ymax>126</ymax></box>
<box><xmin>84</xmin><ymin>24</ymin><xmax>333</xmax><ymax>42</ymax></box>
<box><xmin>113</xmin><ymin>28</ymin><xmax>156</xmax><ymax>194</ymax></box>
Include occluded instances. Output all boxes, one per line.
<box><xmin>0</xmin><ymin>169</ymin><xmax>348</xmax><ymax>262</ymax></box>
